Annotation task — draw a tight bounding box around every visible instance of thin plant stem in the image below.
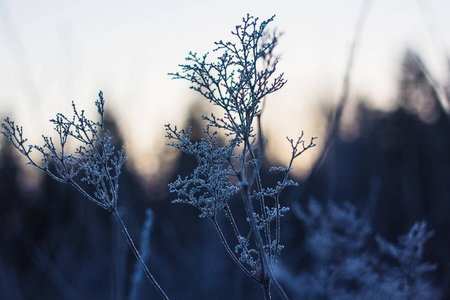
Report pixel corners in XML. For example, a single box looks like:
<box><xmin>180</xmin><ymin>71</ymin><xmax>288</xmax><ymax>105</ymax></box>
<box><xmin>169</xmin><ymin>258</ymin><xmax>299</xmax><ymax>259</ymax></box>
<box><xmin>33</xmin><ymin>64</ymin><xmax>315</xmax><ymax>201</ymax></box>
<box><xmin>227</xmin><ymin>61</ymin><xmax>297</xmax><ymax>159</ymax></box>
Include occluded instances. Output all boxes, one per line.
<box><xmin>298</xmin><ymin>0</ymin><xmax>372</xmax><ymax>204</ymax></box>
<box><xmin>212</xmin><ymin>218</ymin><xmax>259</xmax><ymax>282</ymax></box>
<box><xmin>112</xmin><ymin>209</ymin><xmax>169</xmax><ymax>300</ymax></box>
<box><xmin>263</xmin><ymin>280</ymin><xmax>271</xmax><ymax>300</ymax></box>
<box><xmin>224</xmin><ymin>204</ymin><xmax>241</xmax><ymax>239</ymax></box>
<box><xmin>411</xmin><ymin>53</ymin><xmax>450</xmax><ymax>116</ymax></box>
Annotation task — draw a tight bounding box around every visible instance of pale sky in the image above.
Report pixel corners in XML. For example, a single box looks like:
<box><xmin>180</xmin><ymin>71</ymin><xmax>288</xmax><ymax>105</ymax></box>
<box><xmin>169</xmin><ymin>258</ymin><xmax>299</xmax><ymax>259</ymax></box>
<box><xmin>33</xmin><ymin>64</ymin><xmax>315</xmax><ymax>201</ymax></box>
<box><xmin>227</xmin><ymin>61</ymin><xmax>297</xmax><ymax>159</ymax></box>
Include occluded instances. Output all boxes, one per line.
<box><xmin>1</xmin><ymin>0</ymin><xmax>450</xmax><ymax>177</ymax></box>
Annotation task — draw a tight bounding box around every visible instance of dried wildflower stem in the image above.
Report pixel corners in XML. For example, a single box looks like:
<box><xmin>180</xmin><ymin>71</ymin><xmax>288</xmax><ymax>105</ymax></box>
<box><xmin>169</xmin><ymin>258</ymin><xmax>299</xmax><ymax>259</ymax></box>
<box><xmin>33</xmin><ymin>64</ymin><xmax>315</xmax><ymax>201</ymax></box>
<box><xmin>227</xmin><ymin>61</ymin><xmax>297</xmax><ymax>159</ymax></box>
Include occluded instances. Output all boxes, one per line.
<box><xmin>251</xmin><ymin>115</ymin><xmax>271</xmax><ymax>248</ymax></box>
<box><xmin>212</xmin><ymin>218</ymin><xmax>258</xmax><ymax>282</ymax></box>
<box><xmin>168</xmin><ymin>14</ymin><xmax>316</xmax><ymax>299</ymax></box>
<box><xmin>112</xmin><ymin>210</ymin><xmax>169</xmax><ymax>300</ymax></box>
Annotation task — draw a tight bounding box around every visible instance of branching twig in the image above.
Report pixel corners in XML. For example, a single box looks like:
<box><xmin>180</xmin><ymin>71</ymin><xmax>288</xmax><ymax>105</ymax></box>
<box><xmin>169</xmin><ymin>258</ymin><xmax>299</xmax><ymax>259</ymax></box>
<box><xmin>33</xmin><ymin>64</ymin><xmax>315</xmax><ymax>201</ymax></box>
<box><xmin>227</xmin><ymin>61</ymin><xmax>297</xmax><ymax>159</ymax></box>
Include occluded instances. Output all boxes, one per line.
<box><xmin>1</xmin><ymin>92</ymin><xmax>169</xmax><ymax>300</ymax></box>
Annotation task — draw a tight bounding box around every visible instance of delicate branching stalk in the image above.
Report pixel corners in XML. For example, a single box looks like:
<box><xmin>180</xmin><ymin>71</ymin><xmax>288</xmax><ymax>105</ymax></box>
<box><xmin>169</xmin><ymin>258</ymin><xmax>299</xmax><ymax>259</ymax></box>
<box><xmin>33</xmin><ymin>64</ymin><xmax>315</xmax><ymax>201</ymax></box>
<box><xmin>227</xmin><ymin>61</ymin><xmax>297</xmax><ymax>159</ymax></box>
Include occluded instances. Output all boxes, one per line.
<box><xmin>167</xmin><ymin>14</ymin><xmax>316</xmax><ymax>299</ymax></box>
<box><xmin>1</xmin><ymin>92</ymin><xmax>169</xmax><ymax>300</ymax></box>
<box><xmin>212</xmin><ymin>218</ymin><xmax>258</xmax><ymax>282</ymax></box>
<box><xmin>112</xmin><ymin>210</ymin><xmax>169</xmax><ymax>300</ymax></box>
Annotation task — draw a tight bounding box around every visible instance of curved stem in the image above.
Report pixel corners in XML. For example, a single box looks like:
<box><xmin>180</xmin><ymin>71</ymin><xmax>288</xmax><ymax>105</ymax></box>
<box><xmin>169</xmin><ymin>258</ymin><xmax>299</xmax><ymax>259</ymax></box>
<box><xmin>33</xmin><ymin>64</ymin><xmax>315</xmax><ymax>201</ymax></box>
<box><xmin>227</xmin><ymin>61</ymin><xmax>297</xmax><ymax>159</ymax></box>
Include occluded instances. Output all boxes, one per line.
<box><xmin>224</xmin><ymin>204</ymin><xmax>241</xmax><ymax>240</ymax></box>
<box><xmin>67</xmin><ymin>179</ymin><xmax>107</xmax><ymax>209</ymax></box>
<box><xmin>112</xmin><ymin>209</ymin><xmax>169</xmax><ymax>300</ymax></box>
<box><xmin>212</xmin><ymin>219</ymin><xmax>259</xmax><ymax>282</ymax></box>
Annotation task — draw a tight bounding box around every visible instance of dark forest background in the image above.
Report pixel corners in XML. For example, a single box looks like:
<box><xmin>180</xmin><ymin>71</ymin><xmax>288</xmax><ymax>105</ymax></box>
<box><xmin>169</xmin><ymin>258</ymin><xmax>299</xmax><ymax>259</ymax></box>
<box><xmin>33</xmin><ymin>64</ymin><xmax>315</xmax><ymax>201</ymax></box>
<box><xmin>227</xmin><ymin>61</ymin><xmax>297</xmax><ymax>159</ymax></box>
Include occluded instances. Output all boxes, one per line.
<box><xmin>1</xmin><ymin>50</ymin><xmax>450</xmax><ymax>299</ymax></box>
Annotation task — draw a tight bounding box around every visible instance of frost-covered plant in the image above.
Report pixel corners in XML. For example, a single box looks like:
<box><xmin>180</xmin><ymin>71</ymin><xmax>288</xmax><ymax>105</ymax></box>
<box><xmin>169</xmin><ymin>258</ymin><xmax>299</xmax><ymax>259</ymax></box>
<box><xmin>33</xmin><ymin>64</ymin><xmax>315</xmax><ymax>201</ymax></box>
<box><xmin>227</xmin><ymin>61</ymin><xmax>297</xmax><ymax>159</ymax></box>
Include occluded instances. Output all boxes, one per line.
<box><xmin>293</xmin><ymin>199</ymin><xmax>378</xmax><ymax>299</ymax></box>
<box><xmin>288</xmin><ymin>199</ymin><xmax>438</xmax><ymax>299</ymax></box>
<box><xmin>167</xmin><ymin>14</ymin><xmax>316</xmax><ymax>300</ymax></box>
<box><xmin>376</xmin><ymin>221</ymin><xmax>438</xmax><ymax>299</ymax></box>
<box><xmin>1</xmin><ymin>92</ymin><xmax>169</xmax><ymax>300</ymax></box>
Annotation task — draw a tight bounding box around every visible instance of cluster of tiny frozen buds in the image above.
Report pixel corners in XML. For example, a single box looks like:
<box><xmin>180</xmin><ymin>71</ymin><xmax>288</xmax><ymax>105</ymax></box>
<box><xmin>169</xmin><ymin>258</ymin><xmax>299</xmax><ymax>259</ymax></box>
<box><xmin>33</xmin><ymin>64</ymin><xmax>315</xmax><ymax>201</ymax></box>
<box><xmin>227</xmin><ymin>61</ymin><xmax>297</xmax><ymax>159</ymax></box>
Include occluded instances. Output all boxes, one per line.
<box><xmin>1</xmin><ymin>91</ymin><xmax>125</xmax><ymax>211</ymax></box>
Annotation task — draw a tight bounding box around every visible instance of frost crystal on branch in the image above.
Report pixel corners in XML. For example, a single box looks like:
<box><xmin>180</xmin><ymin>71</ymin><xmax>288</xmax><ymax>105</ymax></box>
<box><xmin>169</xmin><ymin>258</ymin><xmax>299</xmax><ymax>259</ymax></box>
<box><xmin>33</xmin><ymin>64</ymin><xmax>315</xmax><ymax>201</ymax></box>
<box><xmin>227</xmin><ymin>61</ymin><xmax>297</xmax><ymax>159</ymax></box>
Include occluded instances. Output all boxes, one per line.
<box><xmin>166</xmin><ymin>125</ymin><xmax>239</xmax><ymax>218</ymax></box>
<box><xmin>1</xmin><ymin>91</ymin><xmax>126</xmax><ymax>211</ymax></box>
